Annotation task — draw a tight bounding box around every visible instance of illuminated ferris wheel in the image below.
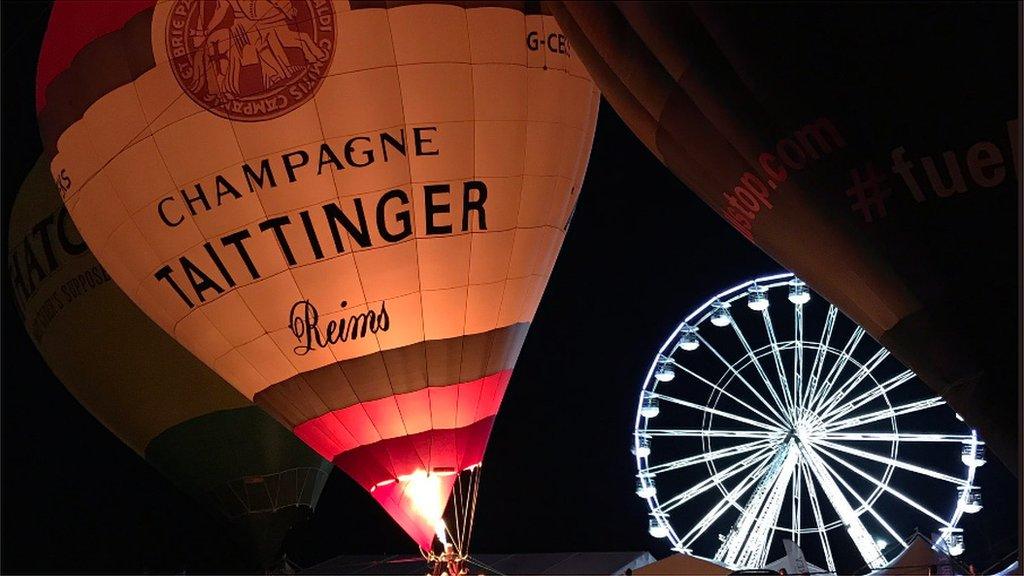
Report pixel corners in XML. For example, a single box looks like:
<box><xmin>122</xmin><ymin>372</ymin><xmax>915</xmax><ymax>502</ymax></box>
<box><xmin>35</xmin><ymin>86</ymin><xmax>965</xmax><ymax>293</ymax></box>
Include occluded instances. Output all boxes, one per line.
<box><xmin>632</xmin><ymin>273</ymin><xmax>985</xmax><ymax>574</ymax></box>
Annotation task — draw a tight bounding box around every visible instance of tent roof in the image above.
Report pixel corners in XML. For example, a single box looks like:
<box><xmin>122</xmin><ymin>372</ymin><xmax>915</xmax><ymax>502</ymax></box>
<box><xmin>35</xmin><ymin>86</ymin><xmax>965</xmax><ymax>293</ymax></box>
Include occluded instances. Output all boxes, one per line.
<box><xmin>765</xmin><ymin>555</ymin><xmax>826</xmax><ymax>575</ymax></box>
<box><xmin>302</xmin><ymin>551</ymin><xmax>656</xmax><ymax>575</ymax></box>
<box><xmin>870</xmin><ymin>533</ymin><xmax>966</xmax><ymax>576</ymax></box>
<box><xmin>633</xmin><ymin>553</ymin><xmax>732</xmax><ymax>575</ymax></box>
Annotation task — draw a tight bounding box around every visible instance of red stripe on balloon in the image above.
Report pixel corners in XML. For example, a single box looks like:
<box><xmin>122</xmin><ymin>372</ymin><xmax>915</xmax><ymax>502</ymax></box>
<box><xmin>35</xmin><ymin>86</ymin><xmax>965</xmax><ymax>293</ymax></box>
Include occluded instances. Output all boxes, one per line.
<box><xmin>36</xmin><ymin>0</ymin><xmax>154</xmax><ymax>112</ymax></box>
<box><xmin>292</xmin><ymin>370</ymin><xmax>511</xmax><ymax>465</ymax></box>
<box><xmin>333</xmin><ymin>415</ymin><xmax>497</xmax><ymax>491</ymax></box>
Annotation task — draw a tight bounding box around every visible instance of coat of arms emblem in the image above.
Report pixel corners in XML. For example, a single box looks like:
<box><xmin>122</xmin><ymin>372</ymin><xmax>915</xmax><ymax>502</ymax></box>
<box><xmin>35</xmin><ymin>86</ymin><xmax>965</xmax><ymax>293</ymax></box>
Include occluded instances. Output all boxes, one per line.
<box><xmin>166</xmin><ymin>0</ymin><xmax>335</xmax><ymax>121</ymax></box>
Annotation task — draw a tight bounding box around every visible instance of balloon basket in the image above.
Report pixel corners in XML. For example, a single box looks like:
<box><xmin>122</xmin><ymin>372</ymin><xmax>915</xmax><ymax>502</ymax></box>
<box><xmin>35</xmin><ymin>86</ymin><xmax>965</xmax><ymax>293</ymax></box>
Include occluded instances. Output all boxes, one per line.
<box><xmin>424</xmin><ymin>544</ymin><xmax>468</xmax><ymax>576</ymax></box>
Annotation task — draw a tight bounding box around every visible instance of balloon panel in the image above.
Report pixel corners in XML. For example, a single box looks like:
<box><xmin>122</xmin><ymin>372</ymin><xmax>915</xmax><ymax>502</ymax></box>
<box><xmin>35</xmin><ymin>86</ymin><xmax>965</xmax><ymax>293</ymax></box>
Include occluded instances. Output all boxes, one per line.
<box><xmin>39</xmin><ymin>0</ymin><xmax>599</xmax><ymax>548</ymax></box>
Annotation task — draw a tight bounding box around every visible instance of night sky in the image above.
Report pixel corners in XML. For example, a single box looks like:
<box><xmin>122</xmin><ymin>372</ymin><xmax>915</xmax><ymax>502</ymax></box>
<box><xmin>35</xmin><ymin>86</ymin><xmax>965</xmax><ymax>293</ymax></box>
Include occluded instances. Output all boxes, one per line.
<box><xmin>1</xmin><ymin>2</ymin><xmax>1017</xmax><ymax>574</ymax></box>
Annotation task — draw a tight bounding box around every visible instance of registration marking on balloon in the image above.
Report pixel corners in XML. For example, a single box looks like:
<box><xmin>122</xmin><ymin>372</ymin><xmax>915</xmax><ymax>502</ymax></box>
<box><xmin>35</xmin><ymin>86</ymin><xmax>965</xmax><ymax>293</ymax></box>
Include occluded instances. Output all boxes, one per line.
<box><xmin>166</xmin><ymin>0</ymin><xmax>335</xmax><ymax>122</ymax></box>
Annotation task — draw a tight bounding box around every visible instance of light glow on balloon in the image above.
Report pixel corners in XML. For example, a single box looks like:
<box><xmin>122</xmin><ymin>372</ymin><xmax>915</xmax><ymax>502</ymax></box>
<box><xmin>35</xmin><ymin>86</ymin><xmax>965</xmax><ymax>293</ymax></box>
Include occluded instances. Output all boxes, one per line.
<box><xmin>436</xmin><ymin>520</ymin><xmax>449</xmax><ymax>547</ymax></box>
<box><xmin>403</xmin><ymin>470</ymin><xmax>447</xmax><ymax>540</ymax></box>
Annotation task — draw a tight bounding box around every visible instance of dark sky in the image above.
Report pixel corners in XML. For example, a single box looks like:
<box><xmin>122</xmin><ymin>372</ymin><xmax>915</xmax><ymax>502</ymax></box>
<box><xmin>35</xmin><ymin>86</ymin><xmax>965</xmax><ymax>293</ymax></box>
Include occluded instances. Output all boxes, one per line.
<box><xmin>1</xmin><ymin>2</ymin><xmax>1016</xmax><ymax>574</ymax></box>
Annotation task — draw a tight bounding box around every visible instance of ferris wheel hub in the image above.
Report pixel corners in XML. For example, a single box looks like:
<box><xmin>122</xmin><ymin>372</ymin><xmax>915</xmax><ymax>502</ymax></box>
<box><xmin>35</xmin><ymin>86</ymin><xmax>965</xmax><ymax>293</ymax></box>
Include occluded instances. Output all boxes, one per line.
<box><xmin>791</xmin><ymin>413</ymin><xmax>825</xmax><ymax>444</ymax></box>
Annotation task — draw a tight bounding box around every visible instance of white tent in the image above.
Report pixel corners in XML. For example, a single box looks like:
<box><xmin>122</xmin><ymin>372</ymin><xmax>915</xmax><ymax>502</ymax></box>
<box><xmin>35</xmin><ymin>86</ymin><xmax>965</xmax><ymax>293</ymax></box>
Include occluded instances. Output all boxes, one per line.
<box><xmin>869</xmin><ymin>533</ymin><xmax>966</xmax><ymax>576</ymax></box>
<box><xmin>765</xmin><ymin>539</ymin><xmax>831</xmax><ymax>576</ymax></box>
<box><xmin>633</xmin><ymin>554</ymin><xmax>731</xmax><ymax>575</ymax></box>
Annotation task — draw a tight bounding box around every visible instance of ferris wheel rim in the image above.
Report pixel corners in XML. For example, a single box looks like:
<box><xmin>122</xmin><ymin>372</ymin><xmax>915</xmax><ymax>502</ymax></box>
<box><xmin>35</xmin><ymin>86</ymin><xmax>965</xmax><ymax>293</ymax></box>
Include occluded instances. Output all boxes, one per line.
<box><xmin>632</xmin><ymin>272</ymin><xmax>982</xmax><ymax>572</ymax></box>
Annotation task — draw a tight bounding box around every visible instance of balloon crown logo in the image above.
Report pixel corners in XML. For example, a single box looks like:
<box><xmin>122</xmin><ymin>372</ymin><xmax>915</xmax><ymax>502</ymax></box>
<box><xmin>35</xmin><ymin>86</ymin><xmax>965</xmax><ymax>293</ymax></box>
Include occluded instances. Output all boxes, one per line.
<box><xmin>166</xmin><ymin>0</ymin><xmax>335</xmax><ymax>121</ymax></box>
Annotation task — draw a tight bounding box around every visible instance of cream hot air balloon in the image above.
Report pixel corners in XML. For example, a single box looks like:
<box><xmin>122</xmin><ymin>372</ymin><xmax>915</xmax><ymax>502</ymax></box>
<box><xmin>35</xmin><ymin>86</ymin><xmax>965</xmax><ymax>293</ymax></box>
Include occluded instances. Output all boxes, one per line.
<box><xmin>36</xmin><ymin>0</ymin><xmax>599</xmax><ymax>563</ymax></box>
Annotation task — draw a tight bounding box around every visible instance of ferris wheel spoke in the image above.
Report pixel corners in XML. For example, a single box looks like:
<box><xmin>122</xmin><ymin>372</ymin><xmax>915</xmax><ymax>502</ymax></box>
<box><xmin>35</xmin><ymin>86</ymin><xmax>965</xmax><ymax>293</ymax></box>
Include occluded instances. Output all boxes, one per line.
<box><xmin>669</xmin><ymin>360</ymin><xmax>783</xmax><ymax>428</ymax></box>
<box><xmin>661</xmin><ymin>447</ymin><xmax>777</xmax><ymax>513</ymax></box>
<box><xmin>799</xmin><ymin>462</ymin><xmax>837</xmax><ymax>574</ymax></box>
<box><xmin>756</xmin><ymin>516</ymin><xmax>780</xmax><ymax>569</ymax></box>
<box><xmin>821</xmin><ymin>370</ymin><xmax>915</xmax><ymax>424</ymax></box>
<box><xmin>653</xmin><ymin>393</ymin><xmax>781</xmax><ymax>432</ymax></box>
<box><xmin>791</xmin><ymin>454</ymin><xmax>802</xmax><ymax>546</ymax></box>
<box><xmin>793</xmin><ymin>302</ymin><xmax>805</xmax><ymax>423</ymax></box>
<box><xmin>821</xmin><ymin>432</ymin><xmax>976</xmax><ymax>443</ymax></box>
<box><xmin>802</xmin><ymin>304</ymin><xmax>838</xmax><ymax>409</ymax></box>
<box><xmin>717</xmin><ymin>442</ymin><xmax>799</xmax><ymax>567</ymax></box>
<box><xmin>815</xmin><ymin>445</ymin><xmax>950</xmax><ymax>526</ymax></box>
<box><xmin>723</xmin><ymin>320</ymin><xmax>793</xmax><ymax>423</ymax></box>
<box><xmin>816</xmin><ymin>348</ymin><xmax>889</xmax><ymax>418</ymax></box>
<box><xmin>643</xmin><ymin>439</ymin><xmax>774</xmax><ymax>476</ymax></box>
<box><xmin>800</xmin><ymin>446</ymin><xmax>887</xmax><ymax>569</ymax></box>
<box><xmin>760</xmin><ymin>309</ymin><xmax>796</xmax><ymax>418</ymax></box>
<box><xmin>699</xmin><ymin>331</ymin><xmax>790</xmax><ymax>425</ymax></box>
<box><xmin>815</xmin><ymin>439</ymin><xmax>967</xmax><ymax>485</ymax></box>
<box><xmin>809</xmin><ymin>326</ymin><xmax>865</xmax><ymax>412</ymax></box>
<box><xmin>826</xmin><ymin>397</ymin><xmax>945</xmax><ymax>432</ymax></box>
<box><xmin>805</xmin><ymin>445</ymin><xmax>907</xmax><ymax>549</ymax></box>
<box><xmin>642</xmin><ymin>429</ymin><xmax>778</xmax><ymax>439</ymax></box>
<box><xmin>675</xmin><ymin>457</ymin><xmax>776</xmax><ymax>551</ymax></box>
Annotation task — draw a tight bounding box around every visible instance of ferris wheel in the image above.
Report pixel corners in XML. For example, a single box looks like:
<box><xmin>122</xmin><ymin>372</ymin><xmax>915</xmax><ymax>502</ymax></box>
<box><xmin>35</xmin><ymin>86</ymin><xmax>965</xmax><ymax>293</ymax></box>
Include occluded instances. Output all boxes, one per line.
<box><xmin>632</xmin><ymin>273</ymin><xmax>985</xmax><ymax>574</ymax></box>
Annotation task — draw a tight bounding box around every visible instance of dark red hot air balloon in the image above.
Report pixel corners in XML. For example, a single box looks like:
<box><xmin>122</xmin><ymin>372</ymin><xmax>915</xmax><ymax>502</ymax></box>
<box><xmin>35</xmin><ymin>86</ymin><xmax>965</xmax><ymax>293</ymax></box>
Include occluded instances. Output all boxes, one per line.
<box><xmin>546</xmin><ymin>1</ymin><xmax>1018</xmax><ymax>467</ymax></box>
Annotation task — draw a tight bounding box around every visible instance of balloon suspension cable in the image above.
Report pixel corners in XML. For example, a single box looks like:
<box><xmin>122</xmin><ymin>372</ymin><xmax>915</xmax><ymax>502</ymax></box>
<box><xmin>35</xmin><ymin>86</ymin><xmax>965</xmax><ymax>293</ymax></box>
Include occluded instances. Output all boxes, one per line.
<box><xmin>424</xmin><ymin>465</ymin><xmax>483</xmax><ymax>576</ymax></box>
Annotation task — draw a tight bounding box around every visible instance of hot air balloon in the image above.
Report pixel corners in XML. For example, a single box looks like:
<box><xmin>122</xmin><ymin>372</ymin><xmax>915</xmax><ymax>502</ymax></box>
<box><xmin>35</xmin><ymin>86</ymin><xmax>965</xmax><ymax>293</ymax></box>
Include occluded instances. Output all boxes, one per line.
<box><xmin>545</xmin><ymin>2</ymin><xmax>1018</xmax><ymax>467</ymax></box>
<box><xmin>7</xmin><ymin>159</ymin><xmax>333</xmax><ymax>569</ymax></box>
<box><xmin>36</xmin><ymin>0</ymin><xmax>599</xmax><ymax>562</ymax></box>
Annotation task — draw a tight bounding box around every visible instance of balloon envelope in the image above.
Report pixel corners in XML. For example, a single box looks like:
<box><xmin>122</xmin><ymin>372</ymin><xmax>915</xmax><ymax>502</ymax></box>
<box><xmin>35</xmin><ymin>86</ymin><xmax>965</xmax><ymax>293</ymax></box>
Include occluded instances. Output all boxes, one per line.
<box><xmin>8</xmin><ymin>159</ymin><xmax>332</xmax><ymax>567</ymax></box>
<box><xmin>547</xmin><ymin>1</ymin><xmax>1017</xmax><ymax>466</ymax></box>
<box><xmin>38</xmin><ymin>0</ymin><xmax>599</xmax><ymax>548</ymax></box>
